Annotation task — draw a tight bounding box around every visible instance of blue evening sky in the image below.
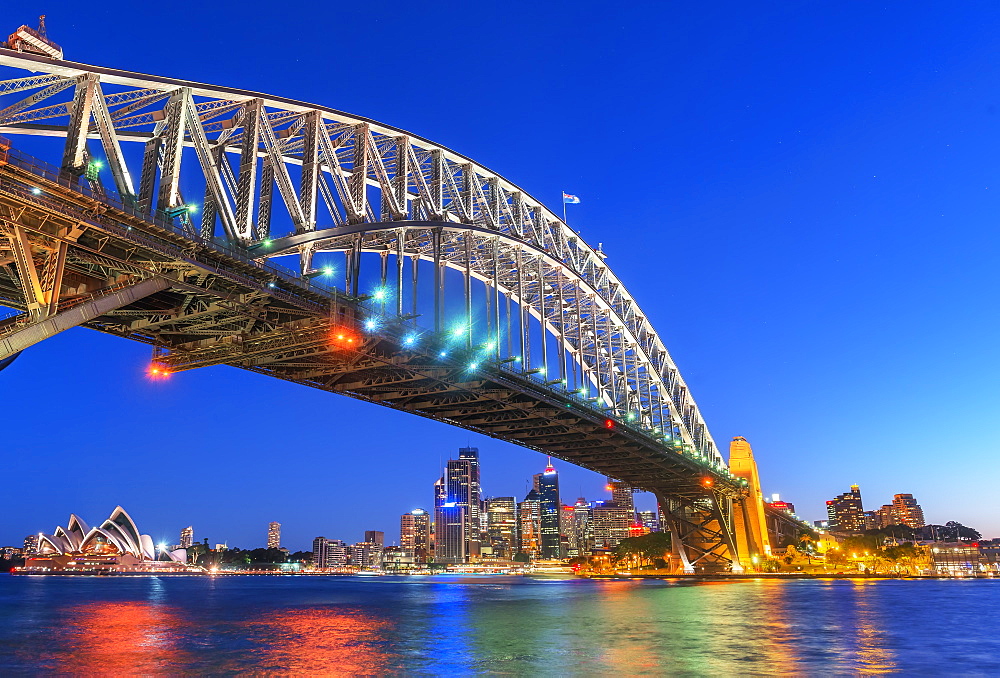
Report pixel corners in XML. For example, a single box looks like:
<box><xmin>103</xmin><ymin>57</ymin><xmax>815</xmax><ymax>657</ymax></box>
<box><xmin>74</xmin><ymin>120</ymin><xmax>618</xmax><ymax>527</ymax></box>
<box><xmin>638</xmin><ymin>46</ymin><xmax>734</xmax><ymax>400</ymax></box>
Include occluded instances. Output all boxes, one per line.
<box><xmin>3</xmin><ymin>1</ymin><xmax>999</xmax><ymax>549</ymax></box>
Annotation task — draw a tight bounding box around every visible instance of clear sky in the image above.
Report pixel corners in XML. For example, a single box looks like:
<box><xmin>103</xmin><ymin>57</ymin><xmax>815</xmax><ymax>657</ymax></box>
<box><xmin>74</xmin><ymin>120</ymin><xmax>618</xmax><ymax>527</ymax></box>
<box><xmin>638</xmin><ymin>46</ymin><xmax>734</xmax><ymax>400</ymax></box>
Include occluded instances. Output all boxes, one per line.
<box><xmin>3</xmin><ymin>1</ymin><xmax>999</xmax><ymax>549</ymax></box>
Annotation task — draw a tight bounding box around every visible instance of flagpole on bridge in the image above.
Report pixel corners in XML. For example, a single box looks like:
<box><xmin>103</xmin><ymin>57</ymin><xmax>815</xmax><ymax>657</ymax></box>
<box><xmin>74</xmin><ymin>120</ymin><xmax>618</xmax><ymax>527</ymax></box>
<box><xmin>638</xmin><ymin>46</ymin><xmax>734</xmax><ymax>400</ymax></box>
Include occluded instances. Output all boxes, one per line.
<box><xmin>562</xmin><ymin>191</ymin><xmax>567</xmax><ymax>225</ymax></box>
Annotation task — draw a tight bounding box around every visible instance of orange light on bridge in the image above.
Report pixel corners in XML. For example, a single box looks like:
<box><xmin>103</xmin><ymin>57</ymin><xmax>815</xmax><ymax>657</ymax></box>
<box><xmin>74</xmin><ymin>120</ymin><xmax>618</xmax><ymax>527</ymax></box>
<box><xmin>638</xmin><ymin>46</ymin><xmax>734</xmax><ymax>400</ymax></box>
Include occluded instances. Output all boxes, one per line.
<box><xmin>147</xmin><ymin>365</ymin><xmax>170</xmax><ymax>379</ymax></box>
<box><xmin>702</xmin><ymin>477</ymin><xmax>714</xmax><ymax>488</ymax></box>
<box><xmin>330</xmin><ymin>330</ymin><xmax>357</xmax><ymax>347</ymax></box>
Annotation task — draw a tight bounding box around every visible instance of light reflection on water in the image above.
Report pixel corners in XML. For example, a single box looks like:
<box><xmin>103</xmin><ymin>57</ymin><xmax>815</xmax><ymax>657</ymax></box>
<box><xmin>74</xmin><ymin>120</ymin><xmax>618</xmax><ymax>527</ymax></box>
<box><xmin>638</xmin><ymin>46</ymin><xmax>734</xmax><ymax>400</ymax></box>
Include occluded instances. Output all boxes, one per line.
<box><xmin>1</xmin><ymin>576</ymin><xmax>997</xmax><ymax>675</ymax></box>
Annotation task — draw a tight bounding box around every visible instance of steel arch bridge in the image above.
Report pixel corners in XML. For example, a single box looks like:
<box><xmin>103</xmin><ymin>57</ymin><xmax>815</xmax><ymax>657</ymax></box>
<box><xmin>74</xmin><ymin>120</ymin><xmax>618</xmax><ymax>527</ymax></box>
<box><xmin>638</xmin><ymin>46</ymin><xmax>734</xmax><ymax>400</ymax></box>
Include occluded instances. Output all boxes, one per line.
<box><xmin>0</xmin><ymin>44</ymin><xmax>786</xmax><ymax>572</ymax></box>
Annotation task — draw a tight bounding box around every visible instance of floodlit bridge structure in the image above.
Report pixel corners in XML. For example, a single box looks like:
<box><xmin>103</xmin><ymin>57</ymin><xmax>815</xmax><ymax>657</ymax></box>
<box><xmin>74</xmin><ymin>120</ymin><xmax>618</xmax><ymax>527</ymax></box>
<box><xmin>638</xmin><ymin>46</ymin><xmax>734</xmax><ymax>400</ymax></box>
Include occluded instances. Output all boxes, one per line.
<box><xmin>0</xmin><ymin>44</ymin><xmax>799</xmax><ymax>572</ymax></box>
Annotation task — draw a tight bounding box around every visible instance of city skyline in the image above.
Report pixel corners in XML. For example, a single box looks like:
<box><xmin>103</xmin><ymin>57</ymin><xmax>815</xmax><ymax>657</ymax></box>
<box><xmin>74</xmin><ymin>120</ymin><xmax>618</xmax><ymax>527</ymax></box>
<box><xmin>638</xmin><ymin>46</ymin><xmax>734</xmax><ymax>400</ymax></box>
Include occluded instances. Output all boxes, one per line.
<box><xmin>3</xmin><ymin>3</ymin><xmax>1000</xmax><ymax>546</ymax></box>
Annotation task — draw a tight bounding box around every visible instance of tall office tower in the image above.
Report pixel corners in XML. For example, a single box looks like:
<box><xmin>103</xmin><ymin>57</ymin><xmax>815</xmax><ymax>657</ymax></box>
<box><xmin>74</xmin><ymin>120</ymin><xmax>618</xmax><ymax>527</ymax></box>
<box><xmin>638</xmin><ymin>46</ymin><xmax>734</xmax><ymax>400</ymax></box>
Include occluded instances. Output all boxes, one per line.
<box><xmin>572</xmin><ymin>497</ymin><xmax>593</xmax><ymax>554</ymax></box>
<box><xmin>267</xmin><ymin>521</ymin><xmax>281</xmax><ymax>549</ymax></box>
<box><xmin>435</xmin><ymin>447</ymin><xmax>482</xmax><ymax>562</ymax></box>
<box><xmin>485</xmin><ymin>497</ymin><xmax>518</xmax><ymax>559</ymax></box>
<box><xmin>826</xmin><ymin>485</ymin><xmax>865</xmax><ymax>533</ymax></box>
<box><xmin>365</xmin><ymin>531</ymin><xmax>385</xmax><ymax>548</ymax></box>
<box><xmin>23</xmin><ymin>534</ymin><xmax>38</xmax><ymax>555</ymax></box>
<box><xmin>432</xmin><ymin>476</ymin><xmax>446</xmax><ymax>558</ymax></box>
<box><xmin>179</xmin><ymin>526</ymin><xmax>194</xmax><ymax>549</ymax></box>
<box><xmin>638</xmin><ymin>511</ymin><xmax>660</xmax><ymax>533</ymax></box>
<box><xmin>891</xmin><ymin>494</ymin><xmax>926</xmax><ymax>529</ymax></box>
<box><xmin>608</xmin><ymin>478</ymin><xmax>636</xmax><ymax>515</ymax></box>
<box><xmin>560</xmin><ymin>506</ymin><xmax>577</xmax><ymax>557</ymax></box>
<box><xmin>312</xmin><ymin>536</ymin><xmax>329</xmax><ymax>568</ymax></box>
<box><xmin>863</xmin><ymin>511</ymin><xmax>879</xmax><ymax>531</ymax></box>
<box><xmin>533</xmin><ymin>460</ymin><xmax>561</xmax><ymax>559</ymax></box>
<box><xmin>456</xmin><ymin>447</ymin><xmax>482</xmax><ymax>557</ymax></box>
<box><xmin>518</xmin><ymin>490</ymin><xmax>542</xmax><ymax>557</ymax></box>
<box><xmin>591</xmin><ymin>500</ymin><xmax>632</xmax><ymax>548</ymax></box>
<box><xmin>435</xmin><ymin>502</ymin><xmax>467</xmax><ymax>563</ymax></box>
<box><xmin>401</xmin><ymin>509</ymin><xmax>431</xmax><ymax>561</ymax></box>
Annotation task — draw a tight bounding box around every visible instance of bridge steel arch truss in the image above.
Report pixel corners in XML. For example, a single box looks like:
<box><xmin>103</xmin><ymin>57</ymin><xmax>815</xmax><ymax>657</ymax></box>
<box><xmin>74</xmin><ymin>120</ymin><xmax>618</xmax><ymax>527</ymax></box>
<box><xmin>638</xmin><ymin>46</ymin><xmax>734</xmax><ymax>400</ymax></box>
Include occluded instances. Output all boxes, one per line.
<box><xmin>0</xmin><ymin>48</ymin><xmax>753</xmax><ymax>572</ymax></box>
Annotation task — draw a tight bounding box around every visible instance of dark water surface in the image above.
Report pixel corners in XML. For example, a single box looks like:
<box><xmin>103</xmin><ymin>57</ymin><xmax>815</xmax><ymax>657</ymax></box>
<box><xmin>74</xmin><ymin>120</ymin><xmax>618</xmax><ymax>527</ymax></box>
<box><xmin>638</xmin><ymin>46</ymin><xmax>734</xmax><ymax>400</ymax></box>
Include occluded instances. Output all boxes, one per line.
<box><xmin>0</xmin><ymin>575</ymin><xmax>997</xmax><ymax>675</ymax></box>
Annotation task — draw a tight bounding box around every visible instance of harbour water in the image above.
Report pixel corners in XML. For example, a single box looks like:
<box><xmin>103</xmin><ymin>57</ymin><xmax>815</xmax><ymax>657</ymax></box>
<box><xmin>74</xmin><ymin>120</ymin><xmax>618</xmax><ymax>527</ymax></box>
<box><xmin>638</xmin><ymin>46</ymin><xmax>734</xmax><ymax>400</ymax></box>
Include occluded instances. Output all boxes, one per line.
<box><xmin>1</xmin><ymin>575</ymin><xmax>997</xmax><ymax>675</ymax></box>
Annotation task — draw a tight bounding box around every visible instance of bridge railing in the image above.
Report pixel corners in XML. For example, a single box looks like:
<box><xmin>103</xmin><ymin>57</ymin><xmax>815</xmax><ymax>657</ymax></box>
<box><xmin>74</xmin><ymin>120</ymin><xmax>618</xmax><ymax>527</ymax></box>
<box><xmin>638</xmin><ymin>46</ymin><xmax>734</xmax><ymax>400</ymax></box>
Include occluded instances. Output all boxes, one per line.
<box><xmin>0</xmin><ymin>138</ymin><xmax>349</xmax><ymax>306</ymax></box>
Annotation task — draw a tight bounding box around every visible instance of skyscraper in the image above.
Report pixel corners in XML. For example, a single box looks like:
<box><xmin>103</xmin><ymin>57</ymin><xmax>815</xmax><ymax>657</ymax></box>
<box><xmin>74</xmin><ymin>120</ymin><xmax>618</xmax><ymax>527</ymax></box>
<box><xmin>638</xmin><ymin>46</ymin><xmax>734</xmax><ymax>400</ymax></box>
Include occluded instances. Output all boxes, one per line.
<box><xmin>826</xmin><ymin>485</ymin><xmax>864</xmax><ymax>533</ymax></box>
<box><xmin>518</xmin><ymin>490</ymin><xmax>541</xmax><ymax>558</ymax></box>
<box><xmin>533</xmin><ymin>459</ymin><xmax>561</xmax><ymax>559</ymax></box>
<box><xmin>434</xmin><ymin>447</ymin><xmax>482</xmax><ymax>562</ymax></box>
<box><xmin>891</xmin><ymin>494</ymin><xmax>926</xmax><ymax>529</ymax></box>
<box><xmin>485</xmin><ymin>497</ymin><xmax>518</xmax><ymax>558</ymax></box>
<box><xmin>608</xmin><ymin>479</ymin><xmax>636</xmax><ymax>516</ymax></box>
<box><xmin>401</xmin><ymin>509</ymin><xmax>431</xmax><ymax>561</ymax></box>
<box><xmin>312</xmin><ymin>536</ymin><xmax>328</xmax><ymax>568</ymax></box>
<box><xmin>571</xmin><ymin>497</ymin><xmax>593</xmax><ymax>556</ymax></box>
<box><xmin>267</xmin><ymin>521</ymin><xmax>281</xmax><ymax>549</ymax></box>
<box><xmin>365</xmin><ymin>531</ymin><xmax>385</xmax><ymax>548</ymax></box>
<box><xmin>435</xmin><ymin>503</ymin><xmax>467</xmax><ymax>563</ymax></box>
<box><xmin>179</xmin><ymin>526</ymin><xmax>194</xmax><ymax>549</ymax></box>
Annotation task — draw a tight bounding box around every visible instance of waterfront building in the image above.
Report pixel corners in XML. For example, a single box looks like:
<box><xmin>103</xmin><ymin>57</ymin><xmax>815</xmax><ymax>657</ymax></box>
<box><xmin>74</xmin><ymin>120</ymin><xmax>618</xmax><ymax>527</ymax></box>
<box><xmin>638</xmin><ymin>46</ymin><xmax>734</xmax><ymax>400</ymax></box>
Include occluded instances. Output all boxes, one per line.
<box><xmin>826</xmin><ymin>485</ymin><xmax>865</xmax><ymax>533</ymax></box>
<box><xmin>434</xmin><ymin>447</ymin><xmax>483</xmax><ymax>562</ymax></box>
<box><xmin>591</xmin><ymin>499</ymin><xmax>632</xmax><ymax>548</ymax></box>
<box><xmin>930</xmin><ymin>542</ymin><xmax>981</xmax><ymax>576</ymax></box>
<box><xmin>560</xmin><ymin>506</ymin><xmax>576</xmax><ymax>557</ymax></box>
<box><xmin>400</xmin><ymin>509</ymin><xmax>431</xmax><ymax>561</ymax></box>
<box><xmin>365</xmin><ymin>531</ymin><xmax>385</xmax><ymax>548</ymax></box>
<box><xmin>179</xmin><ymin>526</ymin><xmax>194</xmax><ymax>549</ymax></box>
<box><xmin>485</xmin><ymin>497</ymin><xmax>517</xmax><ymax>559</ymax></box>
<box><xmin>891</xmin><ymin>494</ymin><xmax>925</xmax><ymax>529</ymax></box>
<box><xmin>312</xmin><ymin>536</ymin><xmax>328</xmax><ymax>567</ymax></box>
<box><xmin>312</xmin><ymin>537</ymin><xmax>350</xmax><ymax>568</ymax></box>
<box><xmin>518</xmin><ymin>490</ymin><xmax>541</xmax><ymax>557</ymax></box>
<box><xmin>26</xmin><ymin>507</ymin><xmax>189</xmax><ymax>573</ymax></box>
<box><xmin>1</xmin><ymin>546</ymin><xmax>23</xmax><ymax>559</ymax></box>
<box><xmin>22</xmin><ymin>534</ymin><xmax>38</xmax><ymax>555</ymax></box>
<box><xmin>572</xmin><ymin>498</ymin><xmax>593</xmax><ymax>554</ymax></box>
<box><xmin>350</xmin><ymin>541</ymin><xmax>383</xmax><ymax>570</ymax></box>
<box><xmin>533</xmin><ymin>460</ymin><xmax>561</xmax><ymax>559</ymax></box>
<box><xmin>435</xmin><ymin>503</ymin><xmax>467</xmax><ymax>563</ymax></box>
<box><xmin>267</xmin><ymin>521</ymin><xmax>281</xmax><ymax>549</ymax></box>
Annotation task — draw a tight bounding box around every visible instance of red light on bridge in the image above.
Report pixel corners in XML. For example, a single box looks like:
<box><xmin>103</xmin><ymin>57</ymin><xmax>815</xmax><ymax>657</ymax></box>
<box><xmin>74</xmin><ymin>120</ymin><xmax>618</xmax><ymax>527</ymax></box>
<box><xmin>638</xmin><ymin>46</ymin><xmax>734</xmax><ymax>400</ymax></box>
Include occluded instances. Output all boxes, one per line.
<box><xmin>603</xmin><ymin>418</ymin><xmax>615</xmax><ymax>430</ymax></box>
<box><xmin>702</xmin><ymin>477</ymin><xmax>714</xmax><ymax>488</ymax></box>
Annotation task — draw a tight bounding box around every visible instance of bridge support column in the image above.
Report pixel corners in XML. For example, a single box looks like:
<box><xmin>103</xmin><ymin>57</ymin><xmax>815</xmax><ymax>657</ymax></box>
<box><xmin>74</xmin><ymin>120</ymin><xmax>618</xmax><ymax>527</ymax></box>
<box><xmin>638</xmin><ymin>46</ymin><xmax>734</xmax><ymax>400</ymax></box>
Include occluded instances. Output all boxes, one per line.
<box><xmin>0</xmin><ymin>277</ymin><xmax>171</xmax><ymax>360</ymax></box>
<box><xmin>656</xmin><ymin>490</ymin><xmax>745</xmax><ymax>574</ymax></box>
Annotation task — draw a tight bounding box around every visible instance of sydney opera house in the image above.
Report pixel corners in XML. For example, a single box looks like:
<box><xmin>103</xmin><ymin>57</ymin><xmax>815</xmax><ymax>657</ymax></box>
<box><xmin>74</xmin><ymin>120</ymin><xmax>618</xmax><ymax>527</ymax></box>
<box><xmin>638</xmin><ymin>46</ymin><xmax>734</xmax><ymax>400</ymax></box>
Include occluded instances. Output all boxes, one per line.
<box><xmin>21</xmin><ymin>506</ymin><xmax>198</xmax><ymax>574</ymax></box>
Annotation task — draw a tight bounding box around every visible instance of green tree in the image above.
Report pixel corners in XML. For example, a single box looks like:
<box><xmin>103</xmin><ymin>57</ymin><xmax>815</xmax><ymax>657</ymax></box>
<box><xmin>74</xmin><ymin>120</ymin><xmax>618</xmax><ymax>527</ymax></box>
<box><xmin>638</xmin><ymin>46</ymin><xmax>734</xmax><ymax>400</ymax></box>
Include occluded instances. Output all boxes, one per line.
<box><xmin>612</xmin><ymin>533</ymin><xmax>671</xmax><ymax>569</ymax></box>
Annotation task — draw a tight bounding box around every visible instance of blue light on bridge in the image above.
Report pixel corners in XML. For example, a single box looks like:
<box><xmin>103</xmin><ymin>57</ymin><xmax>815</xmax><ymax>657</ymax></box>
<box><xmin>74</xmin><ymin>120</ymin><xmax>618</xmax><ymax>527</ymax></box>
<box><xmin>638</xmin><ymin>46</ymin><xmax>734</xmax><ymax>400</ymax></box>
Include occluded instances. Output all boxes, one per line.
<box><xmin>364</xmin><ymin>319</ymin><xmax>377</xmax><ymax>331</ymax></box>
<box><xmin>469</xmin><ymin>362</ymin><xmax>478</xmax><ymax>370</ymax></box>
<box><xmin>439</xmin><ymin>351</ymin><xmax>448</xmax><ymax>357</ymax></box>
<box><xmin>404</xmin><ymin>335</ymin><xmax>416</xmax><ymax>346</ymax></box>
<box><xmin>31</xmin><ymin>187</ymin><xmax>41</xmax><ymax>195</ymax></box>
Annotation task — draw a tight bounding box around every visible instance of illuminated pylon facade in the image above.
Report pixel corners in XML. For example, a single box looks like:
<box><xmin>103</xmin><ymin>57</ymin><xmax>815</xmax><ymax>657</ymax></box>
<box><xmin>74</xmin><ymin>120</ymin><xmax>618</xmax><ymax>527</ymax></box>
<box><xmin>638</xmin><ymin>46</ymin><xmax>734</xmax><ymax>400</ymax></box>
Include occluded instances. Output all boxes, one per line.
<box><xmin>728</xmin><ymin>436</ymin><xmax>771</xmax><ymax>561</ymax></box>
